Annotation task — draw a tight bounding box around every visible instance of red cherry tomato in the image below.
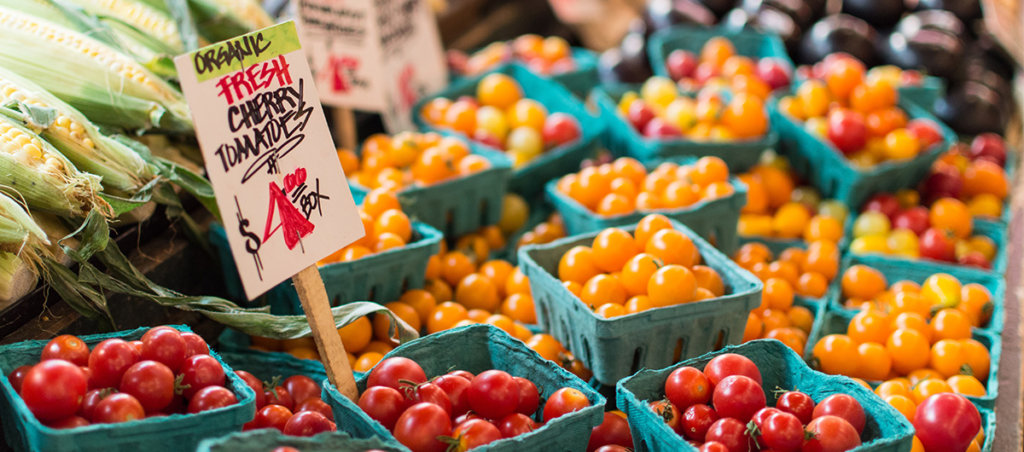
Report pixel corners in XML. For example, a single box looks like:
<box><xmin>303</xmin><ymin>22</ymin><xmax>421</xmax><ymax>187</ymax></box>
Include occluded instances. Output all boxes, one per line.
<box><xmin>776</xmin><ymin>390</ymin><xmax>814</xmax><ymax>424</ymax></box>
<box><xmin>449</xmin><ymin>370</ymin><xmax>475</xmax><ymax>380</ymax></box>
<box><xmin>179</xmin><ymin>354</ymin><xmax>226</xmax><ymax>399</ymax></box>
<box><xmin>703</xmin><ymin>353</ymin><xmax>763</xmax><ymax>386</ymax></box>
<box><xmin>514</xmin><ymin>377</ymin><xmax>540</xmax><ymax>415</ymax></box>
<box><xmin>357</xmin><ymin>386</ymin><xmax>406</xmax><ymax>430</ymax></box>
<box><xmin>760</xmin><ymin>411</ymin><xmax>804</xmax><ymax>452</ymax></box>
<box><xmin>254</xmin><ymin>404</ymin><xmax>293</xmax><ymax>432</ymax></box>
<box><xmin>751</xmin><ymin>407</ymin><xmax>781</xmax><ymax>429</ymax></box>
<box><xmin>119</xmin><ymin>360</ymin><xmax>175</xmax><ymax>413</ymax></box>
<box><xmin>705</xmin><ymin>417</ymin><xmax>749</xmax><ymax>452</ymax></box>
<box><xmin>20</xmin><ymin>360</ymin><xmax>88</xmax><ymax>422</ymax></box>
<box><xmin>812</xmin><ymin>394</ymin><xmax>866</xmax><ymax>434</ymax></box>
<box><xmin>295</xmin><ymin>398</ymin><xmax>333</xmax><ymax>421</ymax></box>
<box><xmin>283</xmin><ymin>375</ymin><xmax>320</xmax><ymax>405</ymax></box>
<box><xmin>88</xmin><ymin>339</ymin><xmax>140</xmax><ymax>389</ymax></box>
<box><xmin>187</xmin><ymin>386</ymin><xmax>238</xmax><ymax>413</ymax></box>
<box><xmin>803</xmin><ymin>415</ymin><xmax>862</xmax><ymax>452</ymax></box>
<box><xmin>681</xmin><ymin>404</ymin><xmax>718</xmax><ymax>441</ymax></box>
<box><xmin>403</xmin><ymin>382</ymin><xmax>452</xmax><ymax>417</ymax></box>
<box><xmin>542</xmin><ymin>387</ymin><xmax>590</xmax><ymax>423</ymax></box>
<box><xmin>827</xmin><ymin>109</ymin><xmax>867</xmax><ymax>155</ymax></box>
<box><xmin>665</xmin><ymin>366</ymin><xmax>712</xmax><ymax>410</ymax></box>
<box><xmin>78</xmin><ymin>388</ymin><xmax>109</xmax><ymax>421</ymax></box>
<box><xmin>93</xmin><ymin>393</ymin><xmax>145</xmax><ymax>423</ymax></box>
<box><xmin>283</xmin><ymin>410</ymin><xmax>336</xmax><ymax>437</ymax></box>
<box><xmin>140</xmin><ymin>327</ymin><xmax>187</xmax><ymax>372</ymax></box>
<box><xmin>913</xmin><ymin>393</ymin><xmax>981</xmax><ymax>452</ymax></box>
<box><xmin>235</xmin><ymin>371</ymin><xmax>266</xmax><ymax>409</ymax></box>
<box><xmin>712</xmin><ymin>375</ymin><xmax>766</xmax><ymax>422</ymax></box>
<box><xmin>41</xmin><ymin>335</ymin><xmax>89</xmax><ymax>366</ymax></box>
<box><xmin>452</xmin><ymin>418</ymin><xmax>502</xmax><ymax>450</ymax></box>
<box><xmin>541</xmin><ymin>113</ymin><xmax>582</xmax><ymax>148</ymax></box>
<box><xmin>180</xmin><ymin>332</ymin><xmax>209</xmax><ymax>357</ymax></box>
<box><xmin>265</xmin><ymin>386</ymin><xmax>294</xmax><ymax>411</ymax></box>
<box><xmin>367</xmin><ymin>357</ymin><xmax>427</xmax><ymax>391</ymax></box>
<box><xmin>434</xmin><ymin>374</ymin><xmax>471</xmax><ymax>416</ymax></box>
<box><xmin>393</xmin><ymin>402</ymin><xmax>452</xmax><ymax>452</ymax></box>
<box><xmin>6</xmin><ymin>364</ymin><xmax>31</xmax><ymax>393</ymax></box>
<box><xmin>698</xmin><ymin>442</ymin><xmax>730</xmax><ymax>452</ymax></box>
<box><xmin>496</xmin><ymin>413</ymin><xmax>537</xmax><ymax>438</ymax></box>
<box><xmin>587</xmin><ymin>412</ymin><xmax>633</xmax><ymax>451</ymax></box>
<box><xmin>46</xmin><ymin>415</ymin><xmax>89</xmax><ymax>429</ymax></box>
<box><xmin>468</xmin><ymin>370</ymin><xmax>520</xmax><ymax>420</ymax></box>
<box><xmin>648</xmin><ymin>400</ymin><xmax>682</xmax><ymax>434</ymax></box>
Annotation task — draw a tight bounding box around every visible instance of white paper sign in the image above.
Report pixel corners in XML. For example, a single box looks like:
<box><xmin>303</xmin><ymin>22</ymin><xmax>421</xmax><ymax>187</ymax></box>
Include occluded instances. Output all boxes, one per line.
<box><xmin>296</xmin><ymin>0</ymin><xmax>448</xmax><ymax>131</ymax></box>
<box><xmin>174</xmin><ymin>21</ymin><xmax>363</xmax><ymax>300</ymax></box>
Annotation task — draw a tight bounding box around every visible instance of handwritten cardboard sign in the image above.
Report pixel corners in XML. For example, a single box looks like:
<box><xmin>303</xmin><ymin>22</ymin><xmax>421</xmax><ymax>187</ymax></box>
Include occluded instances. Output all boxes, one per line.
<box><xmin>295</xmin><ymin>0</ymin><xmax>448</xmax><ymax>131</ymax></box>
<box><xmin>174</xmin><ymin>21</ymin><xmax>363</xmax><ymax>300</ymax></box>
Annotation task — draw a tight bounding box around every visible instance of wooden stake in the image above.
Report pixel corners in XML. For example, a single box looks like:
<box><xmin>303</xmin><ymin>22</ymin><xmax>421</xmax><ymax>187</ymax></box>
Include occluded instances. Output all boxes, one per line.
<box><xmin>332</xmin><ymin>108</ymin><xmax>358</xmax><ymax>150</ymax></box>
<box><xmin>292</xmin><ymin>264</ymin><xmax>358</xmax><ymax>401</ymax></box>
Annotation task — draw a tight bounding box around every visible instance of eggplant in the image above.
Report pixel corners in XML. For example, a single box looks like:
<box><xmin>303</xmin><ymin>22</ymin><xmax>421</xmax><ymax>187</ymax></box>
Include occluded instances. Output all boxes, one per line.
<box><xmin>934</xmin><ymin>81</ymin><xmax>1009</xmax><ymax>136</ymax></box>
<box><xmin>598</xmin><ymin>33</ymin><xmax>652</xmax><ymax>84</ymax></box>
<box><xmin>724</xmin><ymin>7</ymin><xmax>803</xmax><ymax>55</ymax></box>
<box><xmin>694</xmin><ymin>0</ymin><xmax>739</xmax><ymax>18</ymax></box>
<box><xmin>913</xmin><ymin>0</ymin><xmax>982</xmax><ymax>25</ymax></box>
<box><xmin>896</xmin><ymin>10</ymin><xmax>966</xmax><ymax>36</ymax></box>
<box><xmin>799</xmin><ymin>14</ymin><xmax>878</xmax><ymax>65</ymax></box>
<box><xmin>645</xmin><ymin>0</ymin><xmax>716</xmax><ymax>31</ymax></box>
<box><xmin>883</xmin><ymin>30</ymin><xmax>964</xmax><ymax>80</ymax></box>
<box><xmin>741</xmin><ymin>0</ymin><xmax>814</xmax><ymax>28</ymax></box>
<box><xmin>842</xmin><ymin>0</ymin><xmax>905</xmax><ymax>29</ymax></box>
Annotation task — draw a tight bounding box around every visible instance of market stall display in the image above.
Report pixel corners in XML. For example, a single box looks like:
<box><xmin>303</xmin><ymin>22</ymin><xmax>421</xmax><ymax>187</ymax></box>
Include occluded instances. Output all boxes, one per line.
<box><xmin>0</xmin><ymin>0</ymin><xmax>1020</xmax><ymax>451</ymax></box>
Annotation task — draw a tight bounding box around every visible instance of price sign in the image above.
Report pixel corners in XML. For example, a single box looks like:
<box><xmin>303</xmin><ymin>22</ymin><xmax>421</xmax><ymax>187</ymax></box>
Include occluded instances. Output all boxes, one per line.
<box><xmin>174</xmin><ymin>21</ymin><xmax>364</xmax><ymax>300</ymax></box>
<box><xmin>296</xmin><ymin>0</ymin><xmax>448</xmax><ymax>131</ymax></box>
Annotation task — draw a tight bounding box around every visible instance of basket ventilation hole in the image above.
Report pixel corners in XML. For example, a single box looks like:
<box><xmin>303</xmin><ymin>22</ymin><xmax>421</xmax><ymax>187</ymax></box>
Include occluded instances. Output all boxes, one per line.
<box><xmin>367</xmin><ymin>286</ymin><xmax>377</xmax><ymax>302</ymax></box>
<box><xmin>630</xmin><ymin>346</ymin><xmax>644</xmax><ymax>374</ymax></box>
<box><xmin>560</xmin><ymin>319</ymin><xmax>572</xmax><ymax>347</ymax></box>
<box><xmin>399</xmin><ymin>277</ymin><xmax>410</xmax><ymax>294</ymax></box>
<box><xmin>479</xmin><ymin>198</ymin><xmax>489</xmax><ymax>224</ymax></box>
<box><xmin>581</xmin><ymin>335</ymin><xmax>592</xmax><ymax>365</ymax></box>
<box><xmin>672</xmin><ymin>338</ymin><xmax>685</xmax><ymax>363</ymax></box>
<box><xmin>713</xmin><ymin>329</ymin><xmax>726</xmax><ymax>350</ymax></box>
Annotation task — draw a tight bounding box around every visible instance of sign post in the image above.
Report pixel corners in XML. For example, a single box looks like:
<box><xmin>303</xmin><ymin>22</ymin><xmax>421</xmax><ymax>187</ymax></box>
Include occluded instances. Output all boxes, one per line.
<box><xmin>174</xmin><ymin>22</ymin><xmax>363</xmax><ymax>400</ymax></box>
<box><xmin>295</xmin><ymin>0</ymin><xmax>448</xmax><ymax>133</ymax></box>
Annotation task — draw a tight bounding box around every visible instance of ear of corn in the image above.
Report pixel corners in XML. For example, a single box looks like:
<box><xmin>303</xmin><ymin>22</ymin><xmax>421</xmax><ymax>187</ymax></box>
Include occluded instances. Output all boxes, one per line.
<box><xmin>60</xmin><ymin>0</ymin><xmax>184</xmax><ymax>52</ymax></box>
<box><xmin>187</xmin><ymin>0</ymin><xmax>266</xmax><ymax>42</ymax></box>
<box><xmin>0</xmin><ymin>191</ymin><xmax>50</xmax><ymax>249</ymax></box>
<box><xmin>0</xmin><ymin>6</ymin><xmax>192</xmax><ymax>133</ymax></box>
<box><xmin>0</xmin><ymin>114</ymin><xmax>108</xmax><ymax>218</ymax></box>
<box><xmin>0</xmin><ymin>67</ymin><xmax>156</xmax><ymax>195</ymax></box>
<box><xmin>206</xmin><ymin>0</ymin><xmax>273</xmax><ymax>29</ymax></box>
<box><xmin>0</xmin><ymin>0</ymin><xmax>178</xmax><ymax>78</ymax></box>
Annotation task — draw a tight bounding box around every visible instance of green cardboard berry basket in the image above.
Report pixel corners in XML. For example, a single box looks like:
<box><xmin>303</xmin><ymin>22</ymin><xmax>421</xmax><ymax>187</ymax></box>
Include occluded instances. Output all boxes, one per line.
<box><xmin>196</xmin><ymin>430</ymin><xmax>403</xmax><ymax>452</ymax></box>
<box><xmin>770</xmin><ymin>96</ymin><xmax>956</xmax><ymax>210</ymax></box>
<box><xmin>826</xmin><ymin>253</ymin><xmax>1006</xmax><ymax>334</ymax></box>
<box><xmin>591</xmin><ymin>84</ymin><xmax>778</xmax><ymax>171</ymax></box>
<box><xmin>348</xmin><ymin>138</ymin><xmax>513</xmax><ymax>238</ymax></box>
<box><xmin>547</xmin><ymin>157</ymin><xmax>747</xmax><ymax>253</ymax></box>
<box><xmin>805</xmin><ymin>305</ymin><xmax>1001</xmax><ymax>409</ymax></box>
<box><xmin>518</xmin><ymin>218</ymin><xmax>763</xmax><ymax>385</ymax></box>
<box><xmin>616</xmin><ymin>339</ymin><xmax>915</xmax><ymax>452</ymax></box>
<box><xmin>414</xmin><ymin>63</ymin><xmax>604</xmax><ymax>198</ymax></box>
<box><xmin>209</xmin><ymin>219</ymin><xmax>442</xmax><ymax>315</ymax></box>
<box><xmin>897</xmin><ymin>76</ymin><xmax>945</xmax><ymax>111</ymax></box>
<box><xmin>0</xmin><ymin>325</ymin><xmax>255</xmax><ymax>452</ymax></box>
<box><xmin>321</xmin><ymin>324</ymin><xmax>606</xmax><ymax>452</ymax></box>
<box><xmin>648</xmin><ymin>26</ymin><xmax>792</xmax><ymax>81</ymax></box>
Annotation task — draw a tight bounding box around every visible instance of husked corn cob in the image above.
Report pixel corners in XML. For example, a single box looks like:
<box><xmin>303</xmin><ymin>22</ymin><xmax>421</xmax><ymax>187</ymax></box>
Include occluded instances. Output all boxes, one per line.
<box><xmin>0</xmin><ymin>6</ymin><xmax>192</xmax><ymax>133</ymax></box>
<box><xmin>208</xmin><ymin>0</ymin><xmax>274</xmax><ymax>29</ymax></box>
<box><xmin>63</xmin><ymin>0</ymin><xmax>184</xmax><ymax>52</ymax></box>
<box><xmin>0</xmin><ymin>114</ymin><xmax>107</xmax><ymax>218</ymax></box>
<box><xmin>0</xmin><ymin>68</ymin><xmax>155</xmax><ymax>194</ymax></box>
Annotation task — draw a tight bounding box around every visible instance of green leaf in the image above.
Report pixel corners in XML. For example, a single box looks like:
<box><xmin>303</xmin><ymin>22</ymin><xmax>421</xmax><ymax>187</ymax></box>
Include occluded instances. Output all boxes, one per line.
<box><xmin>16</xmin><ymin>102</ymin><xmax>57</xmax><ymax>129</ymax></box>
<box><xmin>153</xmin><ymin>158</ymin><xmax>220</xmax><ymax>221</ymax></box>
<box><xmin>60</xmin><ymin>210</ymin><xmax>111</xmax><ymax>263</ymax></box>
<box><xmin>40</xmin><ymin>257</ymin><xmax>114</xmax><ymax>329</ymax></box>
<box><xmin>164</xmin><ymin>0</ymin><xmax>201</xmax><ymax>51</ymax></box>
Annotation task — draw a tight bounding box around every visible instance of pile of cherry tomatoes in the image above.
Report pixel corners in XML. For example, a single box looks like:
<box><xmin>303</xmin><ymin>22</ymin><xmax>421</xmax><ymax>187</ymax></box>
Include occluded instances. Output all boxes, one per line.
<box><xmin>449</xmin><ymin>35</ymin><xmax>580</xmax><ymax>77</ymax></box>
<box><xmin>6</xmin><ymin>327</ymin><xmax>237</xmax><ymax>428</ymax></box>
<box><xmin>237</xmin><ymin>372</ymin><xmax>336</xmax><ymax>436</ymax></box>
<box><xmin>737</xmin><ymin>158</ymin><xmax>849</xmax><ymax>242</ymax></box>
<box><xmin>921</xmin><ymin>133</ymin><xmax>1010</xmax><ymax>219</ymax></box>
<box><xmin>778</xmin><ymin>55</ymin><xmax>945</xmax><ymax>167</ymax></box>
<box><xmin>663</xmin><ymin>36</ymin><xmax>792</xmax><ymax>97</ymax></box>
<box><xmin>849</xmin><ymin>193</ymin><xmax>997</xmax><ymax>268</ymax></box>
<box><xmin>650</xmin><ymin>353</ymin><xmax>866</xmax><ymax>452</ymax></box>
<box><xmin>420</xmin><ymin>73</ymin><xmax>583</xmax><ymax>168</ymax></box>
<box><xmin>556</xmin><ymin>156</ymin><xmax>736</xmax><ymax>216</ymax></box>
<box><xmin>355</xmin><ymin>357</ymin><xmax>591</xmax><ymax>452</ymax></box>
<box><xmin>339</xmin><ymin>133</ymin><xmax>491</xmax><ymax>191</ymax></box>
<box><xmin>618</xmin><ymin>78</ymin><xmax>769</xmax><ymax>141</ymax></box>
<box><xmin>557</xmin><ymin>214</ymin><xmax>728</xmax><ymax>317</ymax></box>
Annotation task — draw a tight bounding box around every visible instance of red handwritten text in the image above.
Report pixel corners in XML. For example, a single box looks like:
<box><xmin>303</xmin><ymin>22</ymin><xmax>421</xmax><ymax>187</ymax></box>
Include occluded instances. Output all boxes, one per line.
<box><xmin>263</xmin><ymin>167</ymin><xmax>315</xmax><ymax>250</ymax></box>
<box><xmin>216</xmin><ymin>54</ymin><xmax>293</xmax><ymax>105</ymax></box>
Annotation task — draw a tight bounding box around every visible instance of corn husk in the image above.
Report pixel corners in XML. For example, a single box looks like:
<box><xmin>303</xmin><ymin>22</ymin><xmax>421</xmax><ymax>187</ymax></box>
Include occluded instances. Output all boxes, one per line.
<box><xmin>0</xmin><ymin>114</ymin><xmax>108</xmax><ymax>218</ymax></box>
<box><xmin>0</xmin><ymin>67</ymin><xmax>156</xmax><ymax>195</ymax></box>
<box><xmin>0</xmin><ymin>6</ymin><xmax>192</xmax><ymax>133</ymax></box>
<box><xmin>60</xmin><ymin>0</ymin><xmax>185</xmax><ymax>52</ymax></box>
